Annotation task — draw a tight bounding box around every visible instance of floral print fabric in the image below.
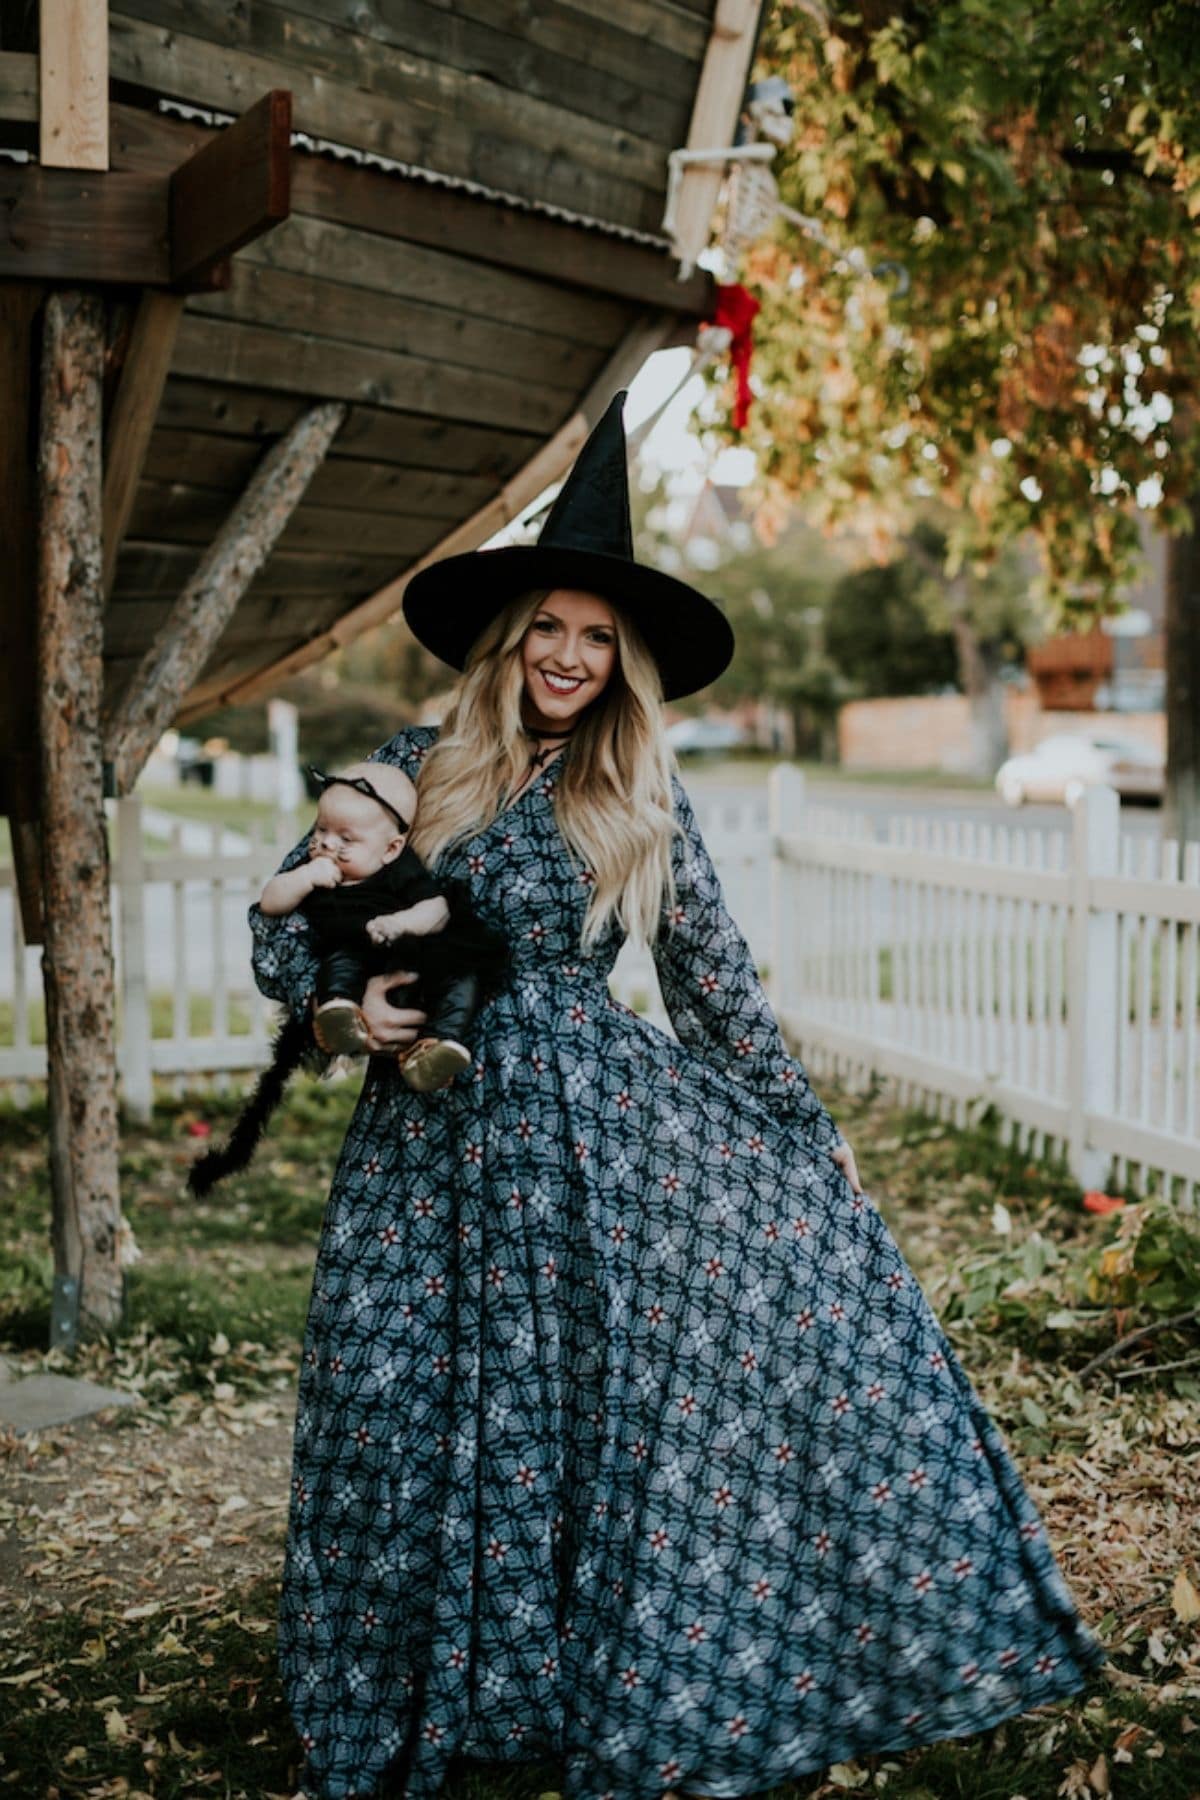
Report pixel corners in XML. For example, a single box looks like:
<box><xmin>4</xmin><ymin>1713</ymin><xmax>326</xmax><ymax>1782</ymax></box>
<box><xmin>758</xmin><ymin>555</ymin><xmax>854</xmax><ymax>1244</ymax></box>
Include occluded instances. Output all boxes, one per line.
<box><xmin>249</xmin><ymin>725</ymin><xmax>1104</xmax><ymax>1800</ymax></box>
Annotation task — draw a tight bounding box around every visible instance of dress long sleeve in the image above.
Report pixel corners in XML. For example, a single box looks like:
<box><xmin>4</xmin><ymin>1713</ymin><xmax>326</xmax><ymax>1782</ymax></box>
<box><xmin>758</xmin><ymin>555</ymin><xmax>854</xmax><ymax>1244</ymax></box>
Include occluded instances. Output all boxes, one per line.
<box><xmin>651</xmin><ymin>775</ymin><xmax>845</xmax><ymax>1155</ymax></box>
<box><xmin>248</xmin><ymin>824</ymin><xmax>323</xmax><ymax>1025</ymax></box>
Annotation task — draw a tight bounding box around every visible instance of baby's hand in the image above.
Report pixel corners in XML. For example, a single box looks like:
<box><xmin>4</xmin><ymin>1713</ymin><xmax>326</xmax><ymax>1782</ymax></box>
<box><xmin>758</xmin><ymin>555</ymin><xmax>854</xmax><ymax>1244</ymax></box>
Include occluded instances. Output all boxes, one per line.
<box><xmin>307</xmin><ymin>856</ymin><xmax>343</xmax><ymax>890</ymax></box>
<box><xmin>367</xmin><ymin>897</ymin><xmax>449</xmax><ymax>944</ymax></box>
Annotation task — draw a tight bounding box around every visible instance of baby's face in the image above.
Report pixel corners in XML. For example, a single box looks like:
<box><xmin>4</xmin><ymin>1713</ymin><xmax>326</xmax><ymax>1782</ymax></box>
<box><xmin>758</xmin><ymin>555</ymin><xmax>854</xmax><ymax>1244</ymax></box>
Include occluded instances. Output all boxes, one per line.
<box><xmin>311</xmin><ymin>788</ymin><xmax>406</xmax><ymax>883</ymax></box>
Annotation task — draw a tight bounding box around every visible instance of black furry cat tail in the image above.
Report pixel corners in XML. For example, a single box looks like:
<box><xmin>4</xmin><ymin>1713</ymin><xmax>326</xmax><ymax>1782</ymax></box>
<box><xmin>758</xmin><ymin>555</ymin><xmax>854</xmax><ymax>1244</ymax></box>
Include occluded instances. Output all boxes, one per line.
<box><xmin>187</xmin><ymin>1010</ymin><xmax>316</xmax><ymax>1197</ymax></box>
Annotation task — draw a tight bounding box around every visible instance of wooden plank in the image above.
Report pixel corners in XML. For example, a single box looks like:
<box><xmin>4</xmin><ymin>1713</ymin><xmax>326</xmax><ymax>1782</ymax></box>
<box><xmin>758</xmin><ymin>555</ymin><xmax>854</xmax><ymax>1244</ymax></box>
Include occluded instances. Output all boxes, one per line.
<box><xmin>108</xmin><ymin>9</ymin><xmax>665</xmax><ymax>233</ymax></box>
<box><xmin>187</xmin><ymin>261</ymin><xmax>602</xmax><ymax>391</ymax></box>
<box><xmin>152</xmin><ymin>379</ymin><xmax>545</xmax><ymax>473</ymax></box>
<box><xmin>38</xmin><ymin>290</ymin><xmax>123</xmax><ymax>1342</ymax></box>
<box><xmin>106</xmin><ymin>601</ymin><xmax>338</xmax><ymax>660</ymax></box>
<box><xmin>239</xmin><ymin>213</ymin><xmax>634</xmax><ymax>349</ymax></box>
<box><xmin>105</xmin><ymin>401</ymin><xmax>347</xmax><ymax>792</ymax></box>
<box><xmin>143</xmin><ymin>428</ymin><xmax>500</xmax><ymax>518</ymax></box>
<box><xmin>113</xmin><ymin>0</ymin><xmax>669</xmax><ymax>186</ymax></box>
<box><xmin>170</xmin><ymin>313</ymin><xmax>578</xmax><ymax>432</ymax></box>
<box><xmin>279</xmin><ymin>0</ymin><xmax>693</xmax><ymax>141</ymax></box>
<box><xmin>423</xmin><ymin>0</ymin><xmax>711</xmax><ymax>63</ymax></box>
<box><xmin>102</xmin><ymin>291</ymin><xmax>185</xmax><ymax>596</ymax></box>
<box><xmin>127</xmin><ymin>479</ymin><xmax>444</xmax><ymax>557</ymax></box>
<box><xmin>39</xmin><ymin>0</ymin><xmax>107</xmax><ymax>170</ymax></box>
<box><xmin>112</xmin><ymin>540</ymin><xmax>401</xmax><ymax>598</ymax></box>
<box><xmin>0</xmin><ymin>51</ymin><xmax>39</xmax><ymax>122</ymax></box>
<box><xmin>177</xmin><ymin>308</ymin><xmax>679</xmax><ymax>717</ymax></box>
<box><xmin>170</xmin><ymin>88</ymin><xmax>292</xmax><ymax>286</ymax></box>
<box><xmin>291</xmin><ymin>156</ymin><xmax>714</xmax><ymax>316</ymax></box>
<box><xmin>109</xmin><ymin>99</ymin><xmax>714</xmax><ymax>316</ymax></box>
<box><xmin>0</xmin><ymin>166</ymin><xmax>170</xmax><ymax>283</ymax></box>
<box><xmin>670</xmin><ymin>0</ymin><xmax>763</xmax><ymax>273</ymax></box>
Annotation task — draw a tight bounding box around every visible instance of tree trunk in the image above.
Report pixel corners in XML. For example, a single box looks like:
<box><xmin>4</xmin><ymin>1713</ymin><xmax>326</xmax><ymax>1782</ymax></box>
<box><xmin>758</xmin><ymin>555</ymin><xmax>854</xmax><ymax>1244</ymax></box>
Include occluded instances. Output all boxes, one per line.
<box><xmin>38</xmin><ymin>290</ymin><xmax>123</xmax><ymax>1344</ymax></box>
<box><xmin>951</xmin><ymin>611</ymin><xmax>1008</xmax><ymax>777</ymax></box>
<box><xmin>1164</xmin><ymin>517</ymin><xmax>1200</xmax><ymax>847</ymax></box>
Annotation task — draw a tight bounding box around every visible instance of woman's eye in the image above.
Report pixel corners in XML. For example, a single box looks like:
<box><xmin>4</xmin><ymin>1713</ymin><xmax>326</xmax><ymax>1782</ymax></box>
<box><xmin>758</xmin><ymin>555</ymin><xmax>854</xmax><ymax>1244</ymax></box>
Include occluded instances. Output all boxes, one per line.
<box><xmin>534</xmin><ymin>618</ymin><xmax>558</xmax><ymax>633</ymax></box>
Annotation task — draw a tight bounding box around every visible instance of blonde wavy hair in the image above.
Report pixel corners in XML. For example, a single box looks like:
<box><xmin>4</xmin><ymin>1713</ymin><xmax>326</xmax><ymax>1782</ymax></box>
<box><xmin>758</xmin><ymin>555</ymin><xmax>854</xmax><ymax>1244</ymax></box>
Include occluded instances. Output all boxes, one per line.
<box><xmin>409</xmin><ymin>590</ymin><xmax>678</xmax><ymax>950</ymax></box>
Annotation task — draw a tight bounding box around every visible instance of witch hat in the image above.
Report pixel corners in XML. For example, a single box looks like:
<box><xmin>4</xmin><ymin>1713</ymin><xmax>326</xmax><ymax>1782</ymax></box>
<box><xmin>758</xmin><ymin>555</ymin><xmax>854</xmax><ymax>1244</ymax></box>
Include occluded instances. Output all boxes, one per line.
<box><xmin>402</xmin><ymin>392</ymin><xmax>734</xmax><ymax>701</ymax></box>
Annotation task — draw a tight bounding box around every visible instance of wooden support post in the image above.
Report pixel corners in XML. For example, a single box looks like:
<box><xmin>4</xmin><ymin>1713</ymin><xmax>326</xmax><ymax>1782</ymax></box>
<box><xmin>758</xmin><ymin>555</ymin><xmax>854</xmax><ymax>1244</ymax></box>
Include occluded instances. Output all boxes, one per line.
<box><xmin>668</xmin><ymin>0</ymin><xmax>762</xmax><ymax>276</ymax></box>
<box><xmin>116</xmin><ymin>795</ymin><xmax>153</xmax><ymax>1124</ymax></box>
<box><xmin>102</xmin><ymin>290</ymin><xmax>186</xmax><ymax>596</ymax></box>
<box><xmin>39</xmin><ymin>0</ymin><xmax>108</xmax><ymax>172</ymax></box>
<box><xmin>104</xmin><ymin>400</ymin><xmax>347</xmax><ymax>793</ymax></box>
<box><xmin>0</xmin><ymin>283</ymin><xmax>46</xmax><ymax>943</ymax></box>
<box><xmin>38</xmin><ymin>290</ymin><xmax>123</xmax><ymax>1346</ymax></box>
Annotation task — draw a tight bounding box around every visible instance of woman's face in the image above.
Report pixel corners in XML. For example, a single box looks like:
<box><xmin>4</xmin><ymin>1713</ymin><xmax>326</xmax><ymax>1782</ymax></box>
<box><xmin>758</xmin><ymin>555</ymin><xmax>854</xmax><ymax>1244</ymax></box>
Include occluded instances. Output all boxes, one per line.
<box><xmin>520</xmin><ymin>589</ymin><xmax>617</xmax><ymax>731</ymax></box>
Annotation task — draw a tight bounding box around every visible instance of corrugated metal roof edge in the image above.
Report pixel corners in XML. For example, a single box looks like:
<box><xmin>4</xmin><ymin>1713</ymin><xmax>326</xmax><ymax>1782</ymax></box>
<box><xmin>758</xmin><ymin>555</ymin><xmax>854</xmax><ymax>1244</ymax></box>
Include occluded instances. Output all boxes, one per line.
<box><xmin>159</xmin><ymin>98</ymin><xmax>674</xmax><ymax>249</ymax></box>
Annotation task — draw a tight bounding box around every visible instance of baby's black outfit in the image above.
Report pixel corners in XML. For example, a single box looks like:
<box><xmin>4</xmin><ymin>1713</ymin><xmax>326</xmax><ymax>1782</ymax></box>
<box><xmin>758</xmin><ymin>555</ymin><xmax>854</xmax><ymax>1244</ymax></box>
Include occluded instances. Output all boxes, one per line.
<box><xmin>303</xmin><ymin>845</ymin><xmax>508</xmax><ymax>1047</ymax></box>
<box><xmin>186</xmin><ymin>848</ymin><xmax>507</xmax><ymax>1198</ymax></box>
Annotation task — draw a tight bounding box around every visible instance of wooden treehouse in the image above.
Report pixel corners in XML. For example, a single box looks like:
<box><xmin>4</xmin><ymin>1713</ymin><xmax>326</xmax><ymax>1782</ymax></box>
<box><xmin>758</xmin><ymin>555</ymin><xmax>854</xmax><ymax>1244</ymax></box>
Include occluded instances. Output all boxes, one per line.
<box><xmin>0</xmin><ymin>0</ymin><xmax>763</xmax><ymax>1342</ymax></box>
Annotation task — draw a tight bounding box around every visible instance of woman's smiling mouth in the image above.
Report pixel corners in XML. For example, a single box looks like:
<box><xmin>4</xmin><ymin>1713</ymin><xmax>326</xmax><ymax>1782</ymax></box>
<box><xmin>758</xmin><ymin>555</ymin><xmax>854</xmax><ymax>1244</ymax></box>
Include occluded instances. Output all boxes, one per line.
<box><xmin>541</xmin><ymin>671</ymin><xmax>584</xmax><ymax>694</ymax></box>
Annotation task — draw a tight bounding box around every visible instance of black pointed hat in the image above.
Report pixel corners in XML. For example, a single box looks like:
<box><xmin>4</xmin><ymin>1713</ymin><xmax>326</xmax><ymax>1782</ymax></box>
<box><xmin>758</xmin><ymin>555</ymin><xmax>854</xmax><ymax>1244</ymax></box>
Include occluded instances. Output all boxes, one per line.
<box><xmin>402</xmin><ymin>392</ymin><xmax>735</xmax><ymax>702</ymax></box>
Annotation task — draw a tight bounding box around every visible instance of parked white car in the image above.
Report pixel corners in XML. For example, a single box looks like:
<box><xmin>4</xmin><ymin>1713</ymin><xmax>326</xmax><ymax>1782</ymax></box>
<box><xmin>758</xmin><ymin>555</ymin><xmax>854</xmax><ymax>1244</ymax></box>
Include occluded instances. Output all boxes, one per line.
<box><xmin>995</xmin><ymin>732</ymin><xmax>1164</xmax><ymax>807</ymax></box>
<box><xmin>666</xmin><ymin>717</ymin><xmax>745</xmax><ymax>756</ymax></box>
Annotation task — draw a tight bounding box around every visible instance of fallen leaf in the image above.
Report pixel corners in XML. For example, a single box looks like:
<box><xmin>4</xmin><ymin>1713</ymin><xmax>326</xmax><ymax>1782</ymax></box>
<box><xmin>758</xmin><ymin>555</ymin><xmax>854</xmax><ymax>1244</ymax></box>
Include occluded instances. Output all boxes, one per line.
<box><xmin>1088</xmin><ymin>1751</ymin><xmax>1110</xmax><ymax>1794</ymax></box>
<box><xmin>104</xmin><ymin>1706</ymin><xmax>130</xmax><ymax>1742</ymax></box>
<box><xmin>1172</xmin><ymin>1568</ymin><xmax>1200</xmax><ymax>1624</ymax></box>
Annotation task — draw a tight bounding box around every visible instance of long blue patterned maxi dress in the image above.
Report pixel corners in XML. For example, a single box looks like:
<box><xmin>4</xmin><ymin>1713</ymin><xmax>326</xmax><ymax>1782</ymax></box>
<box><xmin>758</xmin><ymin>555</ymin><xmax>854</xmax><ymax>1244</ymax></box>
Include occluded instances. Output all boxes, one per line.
<box><xmin>250</xmin><ymin>724</ymin><xmax>1105</xmax><ymax>1800</ymax></box>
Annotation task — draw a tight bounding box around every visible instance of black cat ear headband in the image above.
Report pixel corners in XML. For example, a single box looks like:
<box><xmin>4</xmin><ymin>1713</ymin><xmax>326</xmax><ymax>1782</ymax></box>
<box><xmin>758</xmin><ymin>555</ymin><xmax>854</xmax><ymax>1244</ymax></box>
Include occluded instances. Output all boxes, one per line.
<box><xmin>307</xmin><ymin>765</ymin><xmax>410</xmax><ymax>833</ymax></box>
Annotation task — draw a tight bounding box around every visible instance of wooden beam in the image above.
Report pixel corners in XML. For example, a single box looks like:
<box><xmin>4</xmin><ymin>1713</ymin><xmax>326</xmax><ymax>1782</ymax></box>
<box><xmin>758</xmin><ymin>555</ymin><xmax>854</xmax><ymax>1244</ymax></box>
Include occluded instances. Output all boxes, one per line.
<box><xmin>0</xmin><ymin>93</ymin><xmax>292</xmax><ymax>288</ymax></box>
<box><xmin>0</xmin><ymin>167</ymin><xmax>172</xmax><ymax>285</ymax></box>
<box><xmin>39</xmin><ymin>0</ymin><xmax>108</xmax><ymax>171</ymax></box>
<box><xmin>102</xmin><ymin>290</ymin><xmax>185</xmax><ymax>595</ymax></box>
<box><xmin>177</xmin><ymin>311</ymin><xmax>683</xmax><ymax>719</ymax></box>
<box><xmin>669</xmin><ymin>0</ymin><xmax>763</xmax><ymax>275</ymax></box>
<box><xmin>0</xmin><ymin>51</ymin><xmax>38</xmax><ymax>122</ymax></box>
<box><xmin>170</xmin><ymin>89</ymin><xmax>292</xmax><ymax>287</ymax></box>
<box><xmin>38</xmin><ymin>290</ymin><xmax>123</xmax><ymax>1345</ymax></box>
<box><xmin>104</xmin><ymin>400</ymin><xmax>347</xmax><ymax>793</ymax></box>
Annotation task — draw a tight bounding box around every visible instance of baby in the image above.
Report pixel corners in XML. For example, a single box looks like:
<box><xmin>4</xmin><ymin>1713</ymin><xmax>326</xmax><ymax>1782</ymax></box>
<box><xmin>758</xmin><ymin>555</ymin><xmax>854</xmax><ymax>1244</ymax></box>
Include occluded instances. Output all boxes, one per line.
<box><xmin>259</xmin><ymin>759</ymin><xmax>507</xmax><ymax>1091</ymax></box>
<box><xmin>187</xmin><ymin>758</ymin><xmax>507</xmax><ymax>1197</ymax></box>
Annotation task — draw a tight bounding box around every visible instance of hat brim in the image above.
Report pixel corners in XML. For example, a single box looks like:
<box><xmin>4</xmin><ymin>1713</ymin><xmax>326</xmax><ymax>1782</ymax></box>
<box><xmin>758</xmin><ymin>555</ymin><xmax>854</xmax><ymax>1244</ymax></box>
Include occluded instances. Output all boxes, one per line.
<box><xmin>402</xmin><ymin>546</ymin><xmax>734</xmax><ymax>703</ymax></box>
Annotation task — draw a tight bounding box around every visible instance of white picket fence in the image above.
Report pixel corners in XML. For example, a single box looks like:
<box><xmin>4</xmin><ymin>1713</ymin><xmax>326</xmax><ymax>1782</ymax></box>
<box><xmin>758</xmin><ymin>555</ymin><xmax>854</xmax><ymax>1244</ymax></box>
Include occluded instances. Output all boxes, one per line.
<box><xmin>762</xmin><ymin>768</ymin><xmax>1199</xmax><ymax>1205</ymax></box>
<box><xmin>2</xmin><ymin>776</ymin><xmax>1197</xmax><ymax>1203</ymax></box>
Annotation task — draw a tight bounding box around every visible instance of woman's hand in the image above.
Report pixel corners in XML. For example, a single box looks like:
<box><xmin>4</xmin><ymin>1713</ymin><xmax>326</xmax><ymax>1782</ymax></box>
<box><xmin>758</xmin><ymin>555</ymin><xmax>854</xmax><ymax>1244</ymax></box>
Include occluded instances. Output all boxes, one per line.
<box><xmin>831</xmin><ymin>1139</ymin><xmax>863</xmax><ymax>1194</ymax></box>
<box><xmin>359</xmin><ymin>971</ymin><xmax>427</xmax><ymax>1053</ymax></box>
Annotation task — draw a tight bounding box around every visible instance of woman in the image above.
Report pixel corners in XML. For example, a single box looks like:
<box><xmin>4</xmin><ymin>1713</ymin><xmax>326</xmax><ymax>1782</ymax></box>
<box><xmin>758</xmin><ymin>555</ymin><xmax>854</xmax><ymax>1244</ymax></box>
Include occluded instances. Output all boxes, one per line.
<box><xmin>250</xmin><ymin>397</ymin><xmax>1104</xmax><ymax>1800</ymax></box>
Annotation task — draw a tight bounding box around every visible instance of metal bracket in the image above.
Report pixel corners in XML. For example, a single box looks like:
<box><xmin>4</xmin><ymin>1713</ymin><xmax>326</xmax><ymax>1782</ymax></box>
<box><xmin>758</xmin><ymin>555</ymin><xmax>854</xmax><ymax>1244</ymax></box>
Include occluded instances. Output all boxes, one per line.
<box><xmin>50</xmin><ymin>1273</ymin><xmax>81</xmax><ymax>1354</ymax></box>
